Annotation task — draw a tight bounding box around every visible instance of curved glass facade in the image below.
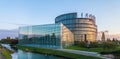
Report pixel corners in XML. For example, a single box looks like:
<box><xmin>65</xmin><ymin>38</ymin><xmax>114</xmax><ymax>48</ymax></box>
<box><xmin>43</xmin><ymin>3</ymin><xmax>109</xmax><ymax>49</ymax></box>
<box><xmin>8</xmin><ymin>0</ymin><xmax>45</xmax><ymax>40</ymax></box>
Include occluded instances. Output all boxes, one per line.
<box><xmin>55</xmin><ymin>13</ymin><xmax>97</xmax><ymax>42</ymax></box>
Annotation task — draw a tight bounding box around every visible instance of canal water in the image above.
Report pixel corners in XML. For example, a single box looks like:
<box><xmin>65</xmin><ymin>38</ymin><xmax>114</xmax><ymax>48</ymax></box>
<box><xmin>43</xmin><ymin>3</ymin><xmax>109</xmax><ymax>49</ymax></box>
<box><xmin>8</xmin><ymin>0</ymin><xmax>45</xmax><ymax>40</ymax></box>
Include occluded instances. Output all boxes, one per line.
<box><xmin>2</xmin><ymin>44</ymin><xmax>65</xmax><ymax>59</ymax></box>
<box><xmin>18</xmin><ymin>50</ymin><xmax>64</xmax><ymax>59</ymax></box>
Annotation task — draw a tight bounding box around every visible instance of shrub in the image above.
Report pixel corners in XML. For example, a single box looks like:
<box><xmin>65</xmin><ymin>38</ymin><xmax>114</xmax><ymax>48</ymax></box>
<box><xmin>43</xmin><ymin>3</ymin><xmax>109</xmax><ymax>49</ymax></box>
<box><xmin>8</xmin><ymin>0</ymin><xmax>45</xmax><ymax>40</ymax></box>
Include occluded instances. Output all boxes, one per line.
<box><xmin>102</xmin><ymin>42</ymin><xmax>118</xmax><ymax>49</ymax></box>
<box><xmin>77</xmin><ymin>41</ymin><xmax>87</xmax><ymax>48</ymax></box>
<box><xmin>90</xmin><ymin>42</ymin><xmax>100</xmax><ymax>48</ymax></box>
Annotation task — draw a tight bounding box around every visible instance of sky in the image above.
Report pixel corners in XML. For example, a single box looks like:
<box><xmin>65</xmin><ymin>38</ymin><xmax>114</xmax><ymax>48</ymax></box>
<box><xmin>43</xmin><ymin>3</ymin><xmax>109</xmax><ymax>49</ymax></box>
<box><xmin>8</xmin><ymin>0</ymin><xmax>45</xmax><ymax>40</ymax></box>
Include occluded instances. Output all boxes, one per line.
<box><xmin>0</xmin><ymin>0</ymin><xmax>120</xmax><ymax>34</ymax></box>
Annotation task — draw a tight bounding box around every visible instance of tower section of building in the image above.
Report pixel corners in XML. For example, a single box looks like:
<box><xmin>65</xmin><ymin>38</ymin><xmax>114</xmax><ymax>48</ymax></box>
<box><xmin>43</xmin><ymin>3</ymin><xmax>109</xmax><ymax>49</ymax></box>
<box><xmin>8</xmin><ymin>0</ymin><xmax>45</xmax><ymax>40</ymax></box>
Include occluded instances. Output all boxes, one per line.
<box><xmin>55</xmin><ymin>13</ymin><xmax>97</xmax><ymax>42</ymax></box>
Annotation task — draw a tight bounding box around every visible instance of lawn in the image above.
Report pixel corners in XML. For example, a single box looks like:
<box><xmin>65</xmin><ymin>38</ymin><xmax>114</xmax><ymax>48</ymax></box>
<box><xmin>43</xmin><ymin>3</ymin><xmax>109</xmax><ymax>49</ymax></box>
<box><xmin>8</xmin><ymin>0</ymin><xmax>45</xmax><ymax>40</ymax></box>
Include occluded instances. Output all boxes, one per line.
<box><xmin>66</xmin><ymin>45</ymin><xmax>120</xmax><ymax>53</ymax></box>
<box><xmin>17</xmin><ymin>45</ymin><xmax>103</xmax><ymax>59</ymax></box>
<box><xmin>1</xmin><ymin>48</ymin><xmax>12</xmax><ymax>59</ymax></box>
<box><xmin>0</xmin><ymin>44</ymin><xmax>13</xmax><ymax>59</ymax></box>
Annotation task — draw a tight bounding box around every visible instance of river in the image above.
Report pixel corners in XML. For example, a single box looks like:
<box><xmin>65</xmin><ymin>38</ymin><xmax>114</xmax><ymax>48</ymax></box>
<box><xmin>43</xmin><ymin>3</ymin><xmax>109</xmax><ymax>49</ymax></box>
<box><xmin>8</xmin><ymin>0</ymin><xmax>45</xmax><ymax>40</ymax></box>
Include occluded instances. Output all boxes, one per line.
<box><xmin>1</xmin><ymin>44</ymin><xmax>65</xmax><ymax>59</ymax></box>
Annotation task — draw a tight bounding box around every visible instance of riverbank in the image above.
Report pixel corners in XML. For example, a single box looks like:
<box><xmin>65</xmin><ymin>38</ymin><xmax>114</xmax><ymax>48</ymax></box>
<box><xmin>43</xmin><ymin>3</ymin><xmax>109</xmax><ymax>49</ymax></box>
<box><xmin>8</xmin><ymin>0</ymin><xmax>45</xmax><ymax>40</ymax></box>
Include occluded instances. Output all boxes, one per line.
<box><xmin>17</xmin><ymin>45</ymin><xmax>103</xmax><ymax>59</ymax></box>
<box><xmin>0</xmin><ymin>48</ymin><xmax>6</xmax><ymax>59</ymax></box>
<box><xmin>66</xmin><ymin>45</ymin><xmax>120</xmax><ymax>59</ymax></box>
<box><xmin>0</xmin><ymin>44</ymin><xmax>13</xmax><ymax>59</ymax></box>
<box><xmin>66</xmin><ymin>45</ymin><xmax>120</xmax><ymax>53</ymax></box>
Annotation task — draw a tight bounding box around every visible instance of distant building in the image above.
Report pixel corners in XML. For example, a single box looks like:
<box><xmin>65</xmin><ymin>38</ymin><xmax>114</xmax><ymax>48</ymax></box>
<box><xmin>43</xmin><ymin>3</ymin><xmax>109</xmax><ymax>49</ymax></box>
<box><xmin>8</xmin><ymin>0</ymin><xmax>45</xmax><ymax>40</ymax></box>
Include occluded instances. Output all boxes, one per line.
<box><xmin>19</xmin><ymin>12</ymin><xmax>97</xmax><ymax>49</ymax></box>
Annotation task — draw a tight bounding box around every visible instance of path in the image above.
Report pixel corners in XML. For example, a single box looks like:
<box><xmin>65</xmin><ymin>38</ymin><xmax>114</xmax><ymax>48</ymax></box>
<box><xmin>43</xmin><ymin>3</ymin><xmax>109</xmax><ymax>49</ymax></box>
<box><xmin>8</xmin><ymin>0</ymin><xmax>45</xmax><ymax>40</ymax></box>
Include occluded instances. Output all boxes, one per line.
<box><xmin>0</xmin><ymin>48</ymin><xmax>6</xmax><ymax>59</ymax></box>
<box><xmin>57</xmin><ymin>49</ymin><xmax>111</xmax><ymax>59</ymax></box>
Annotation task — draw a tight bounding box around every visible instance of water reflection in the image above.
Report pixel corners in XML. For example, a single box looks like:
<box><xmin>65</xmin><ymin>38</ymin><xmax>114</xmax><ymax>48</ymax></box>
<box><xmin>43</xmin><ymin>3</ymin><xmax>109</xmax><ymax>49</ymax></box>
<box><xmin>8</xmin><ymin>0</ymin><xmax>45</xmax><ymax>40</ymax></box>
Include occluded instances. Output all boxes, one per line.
<box><xmin>1</xmin><ymin>44</ymin><xmax>64</xmax><ymax>59</ymax></box>
<box><xmin>11</xmin><ymin>52</ymin><xmax>18</xmax><ymax>59</ymax></box>
<box><xmin>18</xmin><ymin>50</ymin><xmax>64</xmax><ymax>59</ymax></box>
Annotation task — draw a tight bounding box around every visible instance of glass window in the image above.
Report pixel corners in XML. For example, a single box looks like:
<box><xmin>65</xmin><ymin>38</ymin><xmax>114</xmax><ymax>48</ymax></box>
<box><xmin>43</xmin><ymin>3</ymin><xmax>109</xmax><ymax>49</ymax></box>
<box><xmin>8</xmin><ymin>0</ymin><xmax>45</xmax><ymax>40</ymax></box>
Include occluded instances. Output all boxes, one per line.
<box><xmin>19</xmin><ymin>24</ymin><xmax>62</xmax><ymax>49</ymax></box>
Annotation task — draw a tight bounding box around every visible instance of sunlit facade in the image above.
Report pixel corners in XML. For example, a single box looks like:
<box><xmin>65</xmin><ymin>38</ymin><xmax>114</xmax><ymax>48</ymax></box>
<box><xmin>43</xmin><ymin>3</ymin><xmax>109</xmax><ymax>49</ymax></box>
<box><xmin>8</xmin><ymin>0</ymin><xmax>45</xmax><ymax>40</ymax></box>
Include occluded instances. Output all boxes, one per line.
<box><xmin>19</xmin><ymin>12</ymin><xmax>97</xmax><ymax>49</ymax></box>
<box><xmin>19</xmin><ymin>24</ymin><xmax>74</xmax><ymax>49</ymax></box>
<box><xmin>55</xmin><ymin>13</ymin><xmax>97</xmax><ymax>42</ymax></box>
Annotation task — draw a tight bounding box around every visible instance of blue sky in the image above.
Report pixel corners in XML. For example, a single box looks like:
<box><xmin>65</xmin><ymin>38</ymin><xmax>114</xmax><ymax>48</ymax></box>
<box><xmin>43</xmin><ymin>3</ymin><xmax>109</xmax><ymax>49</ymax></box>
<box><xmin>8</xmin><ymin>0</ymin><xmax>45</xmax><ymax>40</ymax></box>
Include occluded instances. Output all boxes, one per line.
<box><xmin>0</xmin><ymin>0</ymin><xmax>120</xmax><ymax>34</ymax></box>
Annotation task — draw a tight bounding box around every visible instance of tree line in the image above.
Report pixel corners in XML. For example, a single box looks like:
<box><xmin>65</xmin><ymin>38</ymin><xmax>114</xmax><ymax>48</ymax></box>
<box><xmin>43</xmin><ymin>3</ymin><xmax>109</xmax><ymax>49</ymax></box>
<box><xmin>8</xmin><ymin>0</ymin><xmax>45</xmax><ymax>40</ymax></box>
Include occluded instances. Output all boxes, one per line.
<box><xmin>0</xmin><ymin>37</ymin><xmax>18</xmax><ymax>44</ymax></box>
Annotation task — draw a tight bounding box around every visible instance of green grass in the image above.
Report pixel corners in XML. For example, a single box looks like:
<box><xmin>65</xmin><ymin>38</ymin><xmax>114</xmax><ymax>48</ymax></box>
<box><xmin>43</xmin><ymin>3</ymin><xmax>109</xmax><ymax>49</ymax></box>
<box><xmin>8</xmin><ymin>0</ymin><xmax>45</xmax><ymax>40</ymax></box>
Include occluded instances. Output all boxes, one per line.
<box><xmin>1</xmin><ymin>48</ymin><xmax>12</xmax><ymax>59</ymax></box>
<box><xmin>117</xmin><ymin>46</ymin><xmax>120</xmax><ymax>49</ymax></box>
<box><xmin>0</xmin><ymin>45</ymin><xmax>2</xmax><ymax>48</ymax></box>
<box><xmin>17</xmin><ymin>45</ymin><xmax>103</xmax><ymax>59</ymax></box>
<box><xmin>0</xmin><ymin>44</ymin><xmax>13</xmax><ymax>59</ymax></box>
<box><xmin>66</xmin><ymin>45</ymin><xmax>120</xmax><ymax>53</ymax></box>
<box><xmin>66</xmin><ymin>45</ymin><xmax>103</xmax><ymax>52</ymax></box>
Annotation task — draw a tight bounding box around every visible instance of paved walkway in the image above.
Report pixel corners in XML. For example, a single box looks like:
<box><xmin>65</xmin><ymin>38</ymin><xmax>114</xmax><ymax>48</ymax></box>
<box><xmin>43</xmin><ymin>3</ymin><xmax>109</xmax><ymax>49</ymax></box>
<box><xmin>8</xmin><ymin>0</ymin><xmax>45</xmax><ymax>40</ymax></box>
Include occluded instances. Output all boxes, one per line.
<box><xmin>0</xmin><ymin>48</ymin><xmax>6</xmax><ymax>59</ymax></box>
<box><xmin>57</xmin><ymin>49</ymin><xmax>110</xmax><ymax>59</ymax></box>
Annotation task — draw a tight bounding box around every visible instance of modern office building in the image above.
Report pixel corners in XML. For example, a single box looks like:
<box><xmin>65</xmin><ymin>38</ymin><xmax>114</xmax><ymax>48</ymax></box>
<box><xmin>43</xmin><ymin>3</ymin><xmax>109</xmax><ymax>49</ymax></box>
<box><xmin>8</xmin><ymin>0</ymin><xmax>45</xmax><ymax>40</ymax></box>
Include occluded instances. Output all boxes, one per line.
<box><xmin>19</xmin><ymin>24</ymin><xmax>74</xmax><ymax>49</ymax></box>
<box><xmin>19</xmin><ymin>12</ymin><xmax>97</xmax><ymax>49</ymax></box>
<box><xmin>55</xmin><ymin>13</ymin><xmax>97</xmax><ymax>42</ymax></box>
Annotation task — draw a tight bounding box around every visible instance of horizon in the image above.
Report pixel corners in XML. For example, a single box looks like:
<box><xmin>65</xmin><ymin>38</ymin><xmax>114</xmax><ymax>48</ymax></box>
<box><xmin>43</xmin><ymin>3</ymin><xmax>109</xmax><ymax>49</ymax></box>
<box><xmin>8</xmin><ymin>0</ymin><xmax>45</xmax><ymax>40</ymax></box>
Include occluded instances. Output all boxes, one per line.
<box><xmin>0</xmin><ymin>0</ymin><xmax>120</xmax><ymax>34</ymax></box>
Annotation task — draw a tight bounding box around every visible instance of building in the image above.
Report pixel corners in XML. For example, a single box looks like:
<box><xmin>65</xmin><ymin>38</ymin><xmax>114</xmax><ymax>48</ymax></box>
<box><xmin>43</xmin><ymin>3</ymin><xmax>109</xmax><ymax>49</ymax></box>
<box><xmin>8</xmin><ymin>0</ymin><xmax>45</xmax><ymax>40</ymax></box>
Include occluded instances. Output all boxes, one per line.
<box><xmin>55</xmin><ymin>12</ymin><xmax>97</xmax><ymax>42</ymax></box>
<box><xmin>19</xmin><ymin>24</ymin><xmax>74</xmax><ymax>49</ymax></box>
<box><xmin>19</xmin><ymin>12</ymin><xmax>97</xmax><ymax>49</ymax></box>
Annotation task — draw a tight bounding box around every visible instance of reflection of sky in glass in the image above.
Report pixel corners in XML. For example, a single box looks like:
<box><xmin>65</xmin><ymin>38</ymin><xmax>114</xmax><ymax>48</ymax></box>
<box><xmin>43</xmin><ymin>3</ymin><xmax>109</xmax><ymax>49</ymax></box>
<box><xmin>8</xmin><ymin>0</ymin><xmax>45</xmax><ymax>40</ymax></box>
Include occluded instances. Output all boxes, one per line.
<box><xmin>32</xmin><ymin>24</ymin><xmax>61</xmax><ymax>35</ymax></box>
<box><xmin>19</xmin><ymin>24</ymin><xmax>61</xmax><ymax>36</ymax></box>
<box><xmin>55</xmin><ymin>13</ymin><xmax>77</xmax><ymax>22</ymax></box>
<box><xmin>19</xmin><ymin>26</ymin><xmax>29</xmax><ymax>35</ymax></box>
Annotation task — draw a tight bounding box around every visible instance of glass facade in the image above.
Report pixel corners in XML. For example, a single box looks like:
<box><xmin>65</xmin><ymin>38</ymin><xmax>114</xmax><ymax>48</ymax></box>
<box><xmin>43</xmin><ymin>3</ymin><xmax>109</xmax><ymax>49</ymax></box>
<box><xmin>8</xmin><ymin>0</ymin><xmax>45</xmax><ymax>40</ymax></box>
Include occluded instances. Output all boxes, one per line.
<box><xmin>62</xmin><ymin>25</ymin><xmax>74</xmax><ymax>48</ymax></box>
<box><xmin>19</xmin><ymin>24</ymin><xmax>74</xmax><ymax>49</ymax></box>
<box><xmin>55</xmin><ymin>13</ymin><xmax>77</xmax><ymax>32</ymax></box>
<box><xmin>55</xmin><ymin>13</ymin><xmax>97</xmax><ymax>42</ymax></box>
<box><xmin>19</xmin><ymin>12</ymin><xmax>97</xmax><ymax>49</ymax></box>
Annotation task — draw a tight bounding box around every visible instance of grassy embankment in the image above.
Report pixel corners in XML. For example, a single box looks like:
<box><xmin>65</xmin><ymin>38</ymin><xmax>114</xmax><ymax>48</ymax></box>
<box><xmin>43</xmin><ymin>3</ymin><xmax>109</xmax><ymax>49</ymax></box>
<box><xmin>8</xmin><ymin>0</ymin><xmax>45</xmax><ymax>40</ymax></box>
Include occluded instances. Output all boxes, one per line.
<box><xmin>0</xmin><ymin>44</ymin><xmax>13</xmax><ymax>59</ymax></box>
<box><xmin>17</xmin><ymin>45</ymin><xmax>103</xmax><ymax>59</ymax></box>
<box><xmin>66</xmin><ymin>45</ymin><xmax>120</xmax><ymax>53</ymax></box>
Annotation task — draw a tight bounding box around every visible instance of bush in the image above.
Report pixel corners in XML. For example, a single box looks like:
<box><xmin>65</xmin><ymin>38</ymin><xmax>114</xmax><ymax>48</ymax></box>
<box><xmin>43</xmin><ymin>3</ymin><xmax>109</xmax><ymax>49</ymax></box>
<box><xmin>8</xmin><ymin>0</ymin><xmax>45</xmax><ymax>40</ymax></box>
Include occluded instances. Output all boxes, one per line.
<box><xmin>75</xmin><ymin>41</ymin><xmax>119</xmax><ymax>49</ymax></box>
<box><xmin>102</xmin><ymin>42</ymin><xmax>118</xmax><ymax>49</ymax></box>
<box><xmin>76</xmin><ymin>41</ymin><xmax>87</xmax><ymax>48</ymax></box>
<box><xmin>100</xmin><ymin>50</ymin><xmax>120</xmax><ymax>55</ymax></box>
<box><xmin>90</xmin><ymin>42</ymin><xmax>100</xmax><ymax>48</ymax></box>
<box><xmin>75</xmin><ymin>41</ymin><xmax>101</xmax><ymax>48</ymax></box>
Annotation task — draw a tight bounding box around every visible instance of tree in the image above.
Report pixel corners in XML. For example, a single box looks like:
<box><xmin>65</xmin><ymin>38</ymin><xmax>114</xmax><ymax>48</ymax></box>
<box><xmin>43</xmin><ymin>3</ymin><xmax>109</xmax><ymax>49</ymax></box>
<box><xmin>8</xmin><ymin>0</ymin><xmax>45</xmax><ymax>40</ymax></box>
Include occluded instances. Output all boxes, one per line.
<box><xmin>0</xmin><ymin>37</ymin><xmax>18</xmax><ymax>44</ymax></box>
<box><xmin>107</xmin><ymin>38</ymin><xmax>111</xmax><ymax>42</ymax></box>
<box><xmin>103</xmin><ymin>42</ymin><xmax>118</xmax><ymax>49</ymax></box>
<box><xmin>112</xmin><ymin>38</ymin><xmax>116</xmax><ymax>42</ymax></box>
<box><xmin>6</xmin><ymin>37</ymin><xmax>11</xmax><ymax>40</ymax></box>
